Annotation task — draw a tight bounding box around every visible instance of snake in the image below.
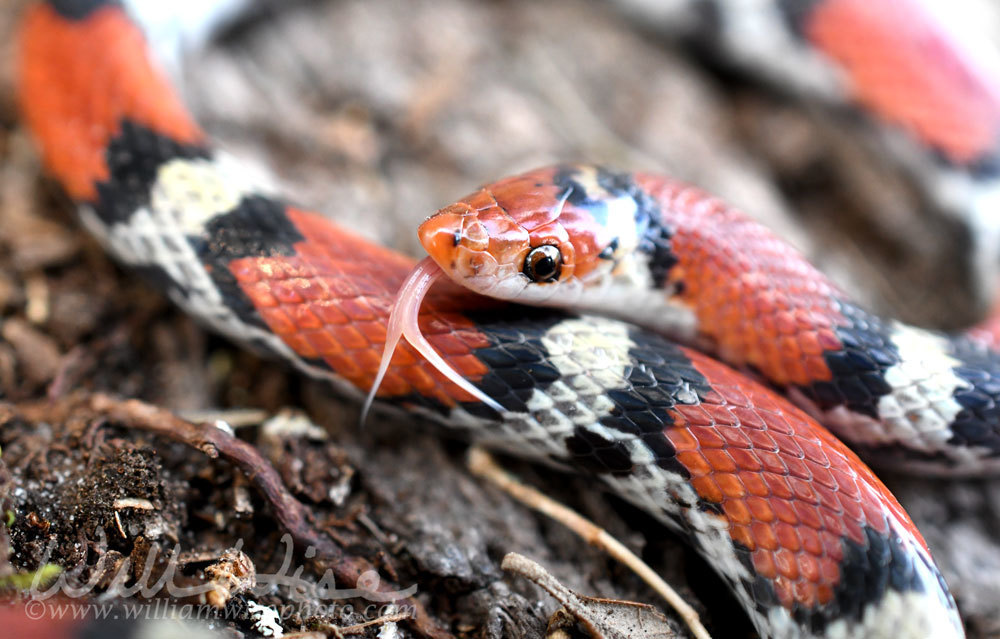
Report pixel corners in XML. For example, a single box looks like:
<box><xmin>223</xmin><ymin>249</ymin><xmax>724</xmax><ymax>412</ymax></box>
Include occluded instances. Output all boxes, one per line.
<box><xmin>409</xmin><ymin>163</ymin><xmax>1000</xmax><ymax>475</ymax></box>
<box><xmin>16</xmin><ymin>0</ymin><xmax>999</xmax><ymax>637</ymax></box>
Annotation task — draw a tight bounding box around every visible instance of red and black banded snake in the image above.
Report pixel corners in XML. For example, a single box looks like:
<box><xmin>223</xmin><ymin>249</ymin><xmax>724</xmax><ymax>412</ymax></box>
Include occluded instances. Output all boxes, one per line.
<box><xmin>17</xmin><ymin>0</ymin><xmax>1000</xmax><ymax>637</ymax></box>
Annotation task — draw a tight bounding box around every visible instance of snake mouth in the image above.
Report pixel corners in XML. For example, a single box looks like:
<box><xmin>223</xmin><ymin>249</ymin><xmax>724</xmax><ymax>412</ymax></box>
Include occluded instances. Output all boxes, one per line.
<box><xmin>361</xmin><ymin>256</ymin><xmax>504</xmax><ymax>423</ymax></box>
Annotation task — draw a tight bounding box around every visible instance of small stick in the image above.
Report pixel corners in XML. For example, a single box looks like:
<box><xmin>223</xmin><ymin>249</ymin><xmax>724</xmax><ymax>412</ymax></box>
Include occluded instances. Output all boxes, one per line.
<box><xmin>316</xmin><ymin>610</ymin><xmax>413</xmax><ymax>637</ymax></box>
<box><xmin>467</xmin><ymin>447</ymin><xmax>711</xmax><ymax>639</ymax></box>
<box><xmin>177</xmin><ymin>408</ymin><xmax>271</xmax><ymax>429</ymax></box>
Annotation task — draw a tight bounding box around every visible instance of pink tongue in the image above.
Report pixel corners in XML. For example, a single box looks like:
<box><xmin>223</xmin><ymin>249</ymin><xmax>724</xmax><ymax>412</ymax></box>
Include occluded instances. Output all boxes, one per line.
<box><xmin>361</xmin><ymin>257</ymin><xmax>504</xmax><ymax>424</ymax></box>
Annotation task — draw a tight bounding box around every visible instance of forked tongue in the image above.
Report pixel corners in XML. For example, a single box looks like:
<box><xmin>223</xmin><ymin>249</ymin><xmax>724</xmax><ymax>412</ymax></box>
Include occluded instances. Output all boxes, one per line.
<box><xmin>360</xmin><ymin>256</ymin><xmax>504</xmax><ymax>425</ymax></box>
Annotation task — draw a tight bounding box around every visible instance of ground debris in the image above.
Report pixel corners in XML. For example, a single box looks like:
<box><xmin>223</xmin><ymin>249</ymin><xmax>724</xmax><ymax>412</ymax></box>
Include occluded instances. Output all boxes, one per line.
<box><xmin>203</xmin><ymin>547</ymin><xmax>257</xmax><ymax>608</ymax></box>
<box><xmin>502</xmin><ymin>553</ymin><xmax>677</xmax><ymax>639</ymax></box>
<box><xmin>1</xmin><ymin>319</ymin><xmax>60</xmax><ymax>388</ymax></box>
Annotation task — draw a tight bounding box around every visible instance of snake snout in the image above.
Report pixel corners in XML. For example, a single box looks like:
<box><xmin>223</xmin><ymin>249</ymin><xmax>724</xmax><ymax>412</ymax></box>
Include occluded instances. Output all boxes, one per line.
<box><xmin>419</xmin><ymin>202</ymin><xmax>531</xmax><ymax>282</ymax></box>
<box><xmin>418</xmin><ymin>206</ymin><xmax>476</xmax><ymax>267</ymax></box>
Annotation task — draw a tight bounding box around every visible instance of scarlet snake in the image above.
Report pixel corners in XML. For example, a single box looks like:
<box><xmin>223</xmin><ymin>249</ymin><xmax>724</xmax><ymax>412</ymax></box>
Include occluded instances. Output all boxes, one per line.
<box><xmin>15</xmin><ymin>0</ymin><xmax>1000</xmax><ymax>637</ymax></box>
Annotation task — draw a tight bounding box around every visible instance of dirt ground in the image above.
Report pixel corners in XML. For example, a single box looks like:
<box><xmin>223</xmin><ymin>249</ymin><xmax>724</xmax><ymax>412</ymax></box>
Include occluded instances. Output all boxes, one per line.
<box><xmin>1</xmin><ymin>0</ymin><xmax>1000</xmax><ymax>637</ymax></box>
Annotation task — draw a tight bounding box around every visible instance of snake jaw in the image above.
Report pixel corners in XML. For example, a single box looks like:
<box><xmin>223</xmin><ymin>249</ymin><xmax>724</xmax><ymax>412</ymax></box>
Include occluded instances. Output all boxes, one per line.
<box><xmin>361</xmin><ymin>256</ymin><xmax>504</xmax><ymax>425</ymax></box>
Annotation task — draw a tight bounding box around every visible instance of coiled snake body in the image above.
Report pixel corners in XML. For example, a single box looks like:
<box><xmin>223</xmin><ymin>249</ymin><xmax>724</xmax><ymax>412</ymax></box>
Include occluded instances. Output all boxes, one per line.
<box><xmin>18</xmin><ymin>0</ymin><xmax>1000</xmax><ymax>637</ymax></box>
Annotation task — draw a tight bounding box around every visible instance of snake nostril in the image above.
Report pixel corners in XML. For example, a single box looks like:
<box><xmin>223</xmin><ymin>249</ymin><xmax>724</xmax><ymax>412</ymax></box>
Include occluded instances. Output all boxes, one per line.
<box><xmin>419</xmin><ymin>214</ymin><xmax>470</xmax><ymax>261</ymax></box>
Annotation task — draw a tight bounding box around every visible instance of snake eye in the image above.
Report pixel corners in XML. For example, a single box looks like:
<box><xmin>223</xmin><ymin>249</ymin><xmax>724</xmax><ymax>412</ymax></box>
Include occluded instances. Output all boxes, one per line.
<box><xmin>523</xmin><ymin>245</ymin><xmax>562</xmax><ymax>283</ymax></box>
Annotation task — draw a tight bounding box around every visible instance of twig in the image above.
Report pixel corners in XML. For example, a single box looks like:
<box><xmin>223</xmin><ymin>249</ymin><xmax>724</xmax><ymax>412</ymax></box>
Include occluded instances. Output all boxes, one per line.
<box><xmin>467</xmin><ymin>448</ymin><xmax>711</xmax><ymax>639</ymax></box>
<box><xmin>177</xmin><ymin>407</ymin><xmax>271</xmax><ymax>429</ymax></box>
<box><xmin>502</xmin><ymin>552</ymin><xmax>677</xmax><ymax>639</ymax></box>
<box><xmin>317</xmin><ymin>610</ymin><xmax>413</xmax><ymax>637</ymax></box>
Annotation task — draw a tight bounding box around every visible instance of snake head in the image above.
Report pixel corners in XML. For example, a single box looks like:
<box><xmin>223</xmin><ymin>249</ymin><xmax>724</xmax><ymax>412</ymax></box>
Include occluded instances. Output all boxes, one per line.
<box><xmin>419</xmin><ymin>165</ymin><xmax>650</xmax><ymax>307</ymax></box>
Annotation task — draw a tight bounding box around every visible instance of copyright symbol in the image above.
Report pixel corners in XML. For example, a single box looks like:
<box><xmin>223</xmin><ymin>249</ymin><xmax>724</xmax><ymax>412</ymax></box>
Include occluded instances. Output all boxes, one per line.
<box><xmin>23</xmin><ymin>599</ymin><xmax>46</xmax><ymax>621</ymax></box>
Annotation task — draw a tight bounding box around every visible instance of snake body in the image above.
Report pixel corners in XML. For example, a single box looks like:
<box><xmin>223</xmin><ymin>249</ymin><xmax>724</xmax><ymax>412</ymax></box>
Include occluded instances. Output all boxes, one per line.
<box><xmin>619</xmin><ymin>0</ymin><xmax>1000</xmax><ymax>286</ymax></box>
<box><xmin>16</xmin><ymin>0</ymin><xmax>985</xmax><ymax>637</ymax></box>
<box><xmin>419</xmin><ymin>164</ymin><xmax>1000</xmax><ymax>474</ymax></box>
